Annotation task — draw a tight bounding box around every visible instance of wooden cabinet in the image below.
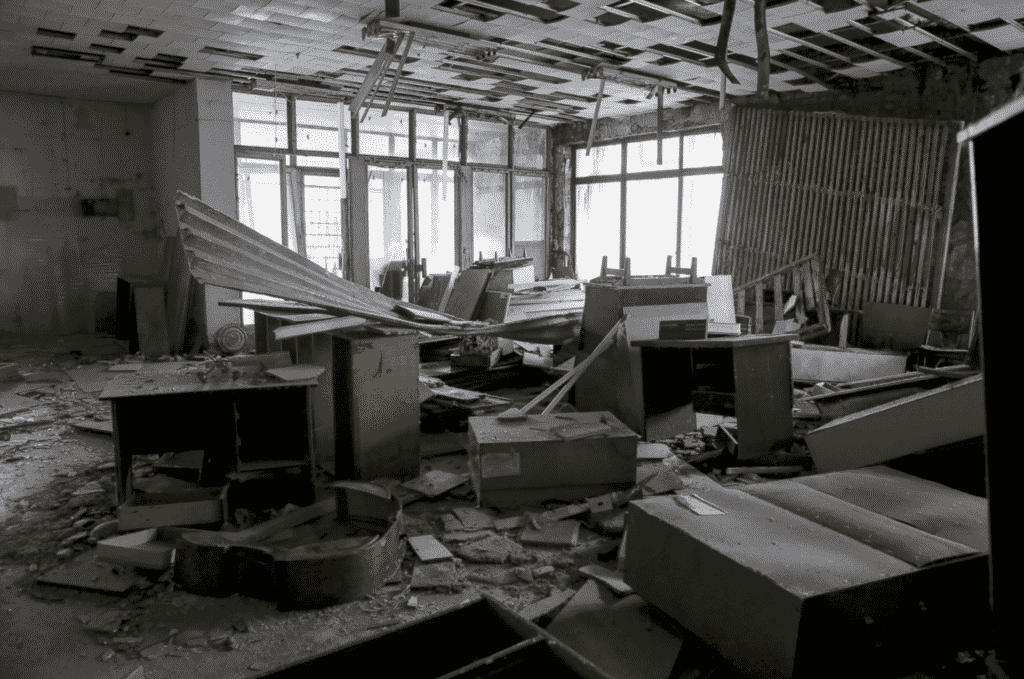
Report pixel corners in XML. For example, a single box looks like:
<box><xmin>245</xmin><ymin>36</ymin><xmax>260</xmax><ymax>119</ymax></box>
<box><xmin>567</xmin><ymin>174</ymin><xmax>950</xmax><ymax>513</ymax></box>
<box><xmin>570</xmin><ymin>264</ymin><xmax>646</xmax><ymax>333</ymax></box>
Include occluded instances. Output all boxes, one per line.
<box><xmin>574</xmin><ymin>280</ymin><xmax>708</xmax><ymax>439</ymax></box>
<box><xmin>255</xmin><ymin>314</ymin><xmax>420</xmax><ymax>481</ymax></box>
<box><xmin>634</xmin><ymin>334</ymin><xmax>794</xmax><ymax>459</ymax></box>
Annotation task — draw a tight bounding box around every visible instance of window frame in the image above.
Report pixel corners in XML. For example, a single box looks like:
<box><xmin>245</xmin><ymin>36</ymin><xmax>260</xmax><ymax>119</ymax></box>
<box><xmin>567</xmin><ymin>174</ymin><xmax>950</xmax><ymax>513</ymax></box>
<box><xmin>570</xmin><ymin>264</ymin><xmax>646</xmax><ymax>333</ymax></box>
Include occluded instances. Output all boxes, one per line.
<box><xmin>570</xmin><ymin>126</ymin><xmax>724</xmax><ymax>277</ymax></box>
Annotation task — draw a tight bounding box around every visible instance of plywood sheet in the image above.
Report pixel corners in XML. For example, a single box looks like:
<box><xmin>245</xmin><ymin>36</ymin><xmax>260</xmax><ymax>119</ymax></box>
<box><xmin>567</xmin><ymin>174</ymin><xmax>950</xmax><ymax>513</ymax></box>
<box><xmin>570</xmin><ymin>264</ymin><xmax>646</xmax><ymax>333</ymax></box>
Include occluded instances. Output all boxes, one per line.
<box><xmin>445</xmin><ymin>269</ymin><xmax>491</xmax><ymax>320</ymax></box>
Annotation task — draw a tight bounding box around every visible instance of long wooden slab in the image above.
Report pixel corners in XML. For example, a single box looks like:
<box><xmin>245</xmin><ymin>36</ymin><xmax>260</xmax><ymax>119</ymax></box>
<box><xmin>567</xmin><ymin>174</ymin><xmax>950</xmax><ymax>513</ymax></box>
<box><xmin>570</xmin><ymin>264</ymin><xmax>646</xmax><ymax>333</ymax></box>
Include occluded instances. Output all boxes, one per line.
<box><xmin>805</xmin><ymin>375</ymin><xmax>984</xmax><ymax>472</ymax></box>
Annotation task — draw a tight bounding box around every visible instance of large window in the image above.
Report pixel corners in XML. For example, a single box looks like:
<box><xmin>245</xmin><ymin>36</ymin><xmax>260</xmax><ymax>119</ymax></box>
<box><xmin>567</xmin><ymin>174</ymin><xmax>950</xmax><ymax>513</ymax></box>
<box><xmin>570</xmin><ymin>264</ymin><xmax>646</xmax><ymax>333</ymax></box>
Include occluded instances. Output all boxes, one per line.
<box><xmin>354</xmin><ymin>109</ymin><xmax>549</xmax><ymax>294</ymax></box>
<box><xmin>233</xmin><ymin>92</ymin><xmax>551</xmax><ymax>301</ymax></box>
<box><xmin>572</xmin><ymin>131</ymin><xmax>724</xmax><ymax>282</ymax></box>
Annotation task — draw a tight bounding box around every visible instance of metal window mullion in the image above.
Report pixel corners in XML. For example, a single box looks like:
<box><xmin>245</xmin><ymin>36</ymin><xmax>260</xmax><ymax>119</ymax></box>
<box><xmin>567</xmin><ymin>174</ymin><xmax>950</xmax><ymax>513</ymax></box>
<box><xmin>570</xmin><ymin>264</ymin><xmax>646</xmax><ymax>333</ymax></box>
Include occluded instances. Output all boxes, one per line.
<box><xmin>408</xmin><ymin>165</ymin><xmax>419</xmax><ymax>301</ymax></box>
<box><xmin>287</xmin><ymin>95</ymin><xmax>297</xmax><ymax>155</ymax></box>
<box><xmin>410</xmin><ymin>109</ymin><xmax>417</xmax><ymax>163</ymax></box>
<box><xmin>677</xmin><ymin>134</ymin><xmax>684</xmax><ymax>269</ymax></box>
<box><xmin>279</xmin><ymin>158</ymin><xmax>289</xmax><ymax>248</ymax></box>
<box><xmin>506</xmin><ymin>171</ymin><xmax>513</xmax><ymax>258</ymax></box>
<box><xmin>351</xmin><ymin>109</ymin><xmax>360</xmax><ymax>156</ymax></box>
<box><xmin>620</xmin><ymin>141</ymin><xmax>627</xmax><ymax>269</ymax></box>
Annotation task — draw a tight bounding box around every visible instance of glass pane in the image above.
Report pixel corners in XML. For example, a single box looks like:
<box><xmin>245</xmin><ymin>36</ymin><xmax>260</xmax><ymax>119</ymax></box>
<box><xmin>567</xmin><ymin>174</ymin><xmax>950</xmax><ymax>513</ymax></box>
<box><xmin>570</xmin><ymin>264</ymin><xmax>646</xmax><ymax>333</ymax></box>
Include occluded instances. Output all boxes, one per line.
<box><xmin>415</xmin><ymin>113</ymin><xmax>459</xmax><ymax>162</ymax></box>
<box><xmin>681</xmin><ymin>174</ymin><xmax>723</xmax><ymax>278</ymax></box>
<box><xmin>467</xmin><ymin>119</ymin><xmax>509</xmax><ymax>165</ymax></box>
<box><xmin>237</xmin><ymin>157</ymin><xmax>284</xmax><ymax>325</ymax></box>
<box><xmin>626</xmin><ymin>137</ymin><xmax>680</xmax><ymax>172</ymax></box>
<box><xmin>233</xmin><ymin>92</ymin><xmax>288</xmax><ymax>149</ymax></box>
<box><xmin>303</xmin><ymin>174</ymin><xmax>343</xmax><ymax>275</ymax></box>
<box><xmin>513</xmin><ymin>126</ymin><xmax>546</xmax><ymax>169</ymax></box>
<box><xmin>295</xmin><ymin>155</ymin><xmax>340</xmax><ymax>169</ymax></box>
<box><xmin>368</xmin><ymin>166</ymin><xmax>409</xmax><ymax>301</ymax></box>
<box><xmin>574</xmin><ymin>182</ymin><xmax>620</xmax><ymax>281</ymax></box>
<box><xmin>416</xmin><ymin>168</ymin><xmax>457</xmax><ymax>275</ymax></box>
<box><xmin>360</xmin><ymin>110</ymin><xmax>410</xmax><ymax>158</ymax></box>
<box><xmin>236</xmin><ymin>157</ymin><xmax>283</xmax><ymax>244</ymax></box>
<box><xmin>296</xmin><ymin>99</ymin><xmax>347</xmax><ymax>153</ymax></box>
<box><xmin>473</xmin><ymin>171</ymin><xmax>506</xmax><ymax>262</ymax></box>
<box><xmin>513</xmin><ymin>175</ymin><xmax>545</xmax><ymax>276</ymax></box>
<box><xmin>575</xmin><ymin>143</ymin><xmax>621</xmax><ymax>177</ymax></box>
<box><xmin>683</xmin><ymin>132</ymin><xmax>723</xmax><ymax>169</ymax></box>
<box><xmin>625</xmin><ymin>178</ymin><xmax>678</xmax><ymax>276</ymax></box>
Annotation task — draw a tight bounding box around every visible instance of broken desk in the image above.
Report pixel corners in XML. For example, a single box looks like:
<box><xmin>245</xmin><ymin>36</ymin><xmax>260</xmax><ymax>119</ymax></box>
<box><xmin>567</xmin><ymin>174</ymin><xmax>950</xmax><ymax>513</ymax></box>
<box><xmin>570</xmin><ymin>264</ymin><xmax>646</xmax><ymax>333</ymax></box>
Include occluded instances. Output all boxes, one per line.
<box><xmin>632</xmin><ymin>335</ymin><xmax>794</xmax><ymax>459</ymax></box>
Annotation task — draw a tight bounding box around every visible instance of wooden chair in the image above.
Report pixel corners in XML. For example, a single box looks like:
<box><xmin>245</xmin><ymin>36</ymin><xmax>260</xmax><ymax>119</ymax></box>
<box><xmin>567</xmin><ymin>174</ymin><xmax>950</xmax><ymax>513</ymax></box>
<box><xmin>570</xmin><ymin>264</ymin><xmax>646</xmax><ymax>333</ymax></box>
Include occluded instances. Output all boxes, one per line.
<box><xmin>916</xmin><ymin>309</ymin><xmax>977</xmax><ymax>367</ymax></box>
<box><xmin>666</xmin><ymin>256</ymin><xmax>698</xmax><ymax>283</ymax></box>
<box><xmin>600</xmin><ymin>256</ymin><xmax>631</xmax><ymax>284</ymax></box>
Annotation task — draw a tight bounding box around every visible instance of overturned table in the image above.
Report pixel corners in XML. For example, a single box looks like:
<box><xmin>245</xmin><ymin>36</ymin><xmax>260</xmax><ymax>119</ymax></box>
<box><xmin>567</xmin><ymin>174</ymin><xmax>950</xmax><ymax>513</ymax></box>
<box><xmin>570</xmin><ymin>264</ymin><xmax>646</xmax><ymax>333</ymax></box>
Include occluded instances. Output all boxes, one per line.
<box><xmin>632</xmin><ymin>334</ymin><xmax>794</xmax><ymax>459</ymax></box>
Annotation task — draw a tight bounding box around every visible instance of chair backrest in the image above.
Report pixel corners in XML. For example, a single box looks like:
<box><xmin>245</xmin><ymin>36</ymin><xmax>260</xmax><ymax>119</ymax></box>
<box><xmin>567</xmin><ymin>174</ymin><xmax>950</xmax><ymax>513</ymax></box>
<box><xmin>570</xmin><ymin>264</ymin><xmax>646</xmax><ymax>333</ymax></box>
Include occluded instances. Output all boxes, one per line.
<box><xmin>925</xmin><ymin>308</ymin><xmax>976</xmax><ymax>349</ymax></box>
<box><xmin>599</xmin><ymin>256</ymin><xmax>631</xmax><ymax>284</ymax></box>
<box><xmin>666</xmin><ymin>256</ymin><xmax>698</xmax><ymax>283</ymax></box>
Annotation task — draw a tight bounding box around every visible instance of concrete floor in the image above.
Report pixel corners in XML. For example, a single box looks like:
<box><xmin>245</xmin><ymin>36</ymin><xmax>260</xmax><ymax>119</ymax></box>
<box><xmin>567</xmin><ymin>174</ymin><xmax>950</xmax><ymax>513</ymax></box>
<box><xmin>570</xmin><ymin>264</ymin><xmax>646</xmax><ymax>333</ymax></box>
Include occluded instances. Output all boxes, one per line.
<box><xmin>0</xmin><ymin>338</ymin><xmax>995</xmax><ymax>679</ymax></box>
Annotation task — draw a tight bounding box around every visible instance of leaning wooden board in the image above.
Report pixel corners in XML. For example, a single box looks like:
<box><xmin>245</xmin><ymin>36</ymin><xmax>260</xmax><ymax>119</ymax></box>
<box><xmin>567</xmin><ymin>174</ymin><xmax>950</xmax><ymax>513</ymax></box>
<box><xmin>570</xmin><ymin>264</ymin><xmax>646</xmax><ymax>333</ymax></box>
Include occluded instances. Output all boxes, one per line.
<box><xmin>805</xmin><ymin>375</ymin><xmax>984</xmax><ymax>472</ymax></box>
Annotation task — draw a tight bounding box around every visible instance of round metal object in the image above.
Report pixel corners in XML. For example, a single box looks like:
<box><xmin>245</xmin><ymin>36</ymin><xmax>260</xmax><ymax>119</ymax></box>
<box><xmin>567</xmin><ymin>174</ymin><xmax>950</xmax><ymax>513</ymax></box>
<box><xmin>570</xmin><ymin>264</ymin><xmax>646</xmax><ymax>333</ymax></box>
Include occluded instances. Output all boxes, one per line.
<box><xmin>214</xmin><ymin>324</ymin><xmax>247</xmax><ymax>355</ymax></box>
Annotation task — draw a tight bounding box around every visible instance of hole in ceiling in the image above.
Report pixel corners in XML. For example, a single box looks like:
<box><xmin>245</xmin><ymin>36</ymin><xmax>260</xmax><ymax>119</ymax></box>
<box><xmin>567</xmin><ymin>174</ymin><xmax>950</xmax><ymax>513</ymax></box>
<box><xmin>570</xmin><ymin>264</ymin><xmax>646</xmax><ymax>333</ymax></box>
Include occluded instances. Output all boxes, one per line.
<box><xmin>652</xmin><ymin>56</ymin><xmax>681</xmax><ymax>65</ymax></box>
<box><xmin>98</xmin><ymin>29</ymin><xmax>138</xmax><ymax>42</ymax></box>
<box><xmin>620</xmin><ymin>98</ymin><xmax>641</xmax><ymax>104</ymax></box>
<box><xmin>90</xmin><ymin>44</ymin><xmax>125</xmax><ymax>54</ymax></box>
<box><xmin>125</xmin><ymin>26</ymin><xmax>163</xmax><ymax>38</ymax></box>
<box><xmin>435</xmin><ymin>0</ymin><xmax>504</xmax><ymax>21</ymax></box>
<box><xmin>594</xmin><ymin>12</ymin><xmax>631</xmax><ymax>27</ymax></box>
<box><xmin>36</xmin><ymin>28</ymin><xmax>76</xmax><ymax>40</ymax></box>
<box><xmin>31</xmin><ymin>45</ymin><xmax>104</xmax><ymax>62</ymax></box>
<box><xmin>968</xmin><ymin>18</ymin><xmax>1009</xmax><ymax>32</ymax></box>
<box><xmin>200</xmin><ymin>46</ymin><xmax>264</xmax><ymax>60</ymax></box>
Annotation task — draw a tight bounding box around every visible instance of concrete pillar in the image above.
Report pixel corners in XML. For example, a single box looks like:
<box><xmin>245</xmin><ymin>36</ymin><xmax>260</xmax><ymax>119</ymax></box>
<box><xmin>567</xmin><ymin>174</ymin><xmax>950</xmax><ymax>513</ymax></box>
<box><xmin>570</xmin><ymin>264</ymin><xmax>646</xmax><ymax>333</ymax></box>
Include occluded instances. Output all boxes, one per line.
<box><xmin>151</xmin><ymin>78</ymin><xmax>241</xmax><ymax>348</ymax></box>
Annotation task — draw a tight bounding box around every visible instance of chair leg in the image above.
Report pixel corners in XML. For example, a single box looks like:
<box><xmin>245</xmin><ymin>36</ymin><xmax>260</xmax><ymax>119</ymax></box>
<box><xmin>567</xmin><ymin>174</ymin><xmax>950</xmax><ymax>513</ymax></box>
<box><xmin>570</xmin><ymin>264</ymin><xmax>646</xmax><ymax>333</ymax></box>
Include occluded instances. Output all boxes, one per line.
<box><xmin>600</xmin><ymin>255</ymin><xmax>608</xmax><ymax>278</ymax></box>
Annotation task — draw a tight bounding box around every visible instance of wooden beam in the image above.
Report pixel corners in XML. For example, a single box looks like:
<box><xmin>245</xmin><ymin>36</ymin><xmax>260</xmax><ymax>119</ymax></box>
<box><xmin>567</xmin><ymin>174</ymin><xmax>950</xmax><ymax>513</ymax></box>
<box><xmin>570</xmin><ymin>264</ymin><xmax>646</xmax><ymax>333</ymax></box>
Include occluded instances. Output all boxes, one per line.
<box><xmin>350</xmin><ymin>37</ymin><xmax>398</xmax><ymax>112</ymax></box>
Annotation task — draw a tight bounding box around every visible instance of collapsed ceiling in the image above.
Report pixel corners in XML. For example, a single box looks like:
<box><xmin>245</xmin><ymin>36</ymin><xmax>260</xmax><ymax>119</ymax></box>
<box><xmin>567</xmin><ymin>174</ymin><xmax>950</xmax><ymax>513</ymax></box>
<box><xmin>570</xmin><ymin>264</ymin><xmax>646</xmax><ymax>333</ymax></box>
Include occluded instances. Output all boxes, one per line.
<box><xmin>2</xmin><ymin>0</ymin><xmax>1023</xmax><ymax>123</ymax></box>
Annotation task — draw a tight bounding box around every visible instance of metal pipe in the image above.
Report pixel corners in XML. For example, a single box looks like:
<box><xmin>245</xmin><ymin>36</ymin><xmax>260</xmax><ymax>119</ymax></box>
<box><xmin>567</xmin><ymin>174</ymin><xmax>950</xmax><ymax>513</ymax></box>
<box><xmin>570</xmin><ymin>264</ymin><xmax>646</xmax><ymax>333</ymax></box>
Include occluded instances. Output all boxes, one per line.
<box><xmin>657</xmin><ymin>86</ymin><xmax>664</xmax><ymax>165</ymax></box>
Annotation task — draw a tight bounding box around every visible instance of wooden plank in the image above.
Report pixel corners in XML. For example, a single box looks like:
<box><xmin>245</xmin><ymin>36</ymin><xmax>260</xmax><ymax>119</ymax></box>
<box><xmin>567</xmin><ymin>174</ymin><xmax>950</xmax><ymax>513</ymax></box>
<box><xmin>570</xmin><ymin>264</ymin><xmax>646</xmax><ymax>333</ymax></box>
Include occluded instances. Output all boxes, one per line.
<box><xmin>801</xmin><ymin>263</ymin><xmax>816</xmax><ymax>312</ymax></box>
<box><xmin>804</xmin><ymin>375</ymin><xmax>984</xmax><ymax>472</ymax></box>
<box><xmin>754</xmin><ymin>283</ymin><xmax>764</xmax><ymax>333</ymax></box>
<box><xmin>273</xmin><ymin>315</ymin><xmax>367</xmax><ymax>340</ymax></box>
<box><xmin>791</xmin><ymin>344</ymin><xmax>907</xmax><ymax>383</ymax></box>
<box><xmin>622</xmin><ymin>303</ymin><xmax>707</xmax><ymax>342</ymax></box>
<box><xmin>773</xmin><ymin>275</ymin><xmax>784</xmax><ymax>322</ymax></box>
<box><xmin>791</xmin><ymin>267</ymin><xmax>806</xmax><ymax>326</ymax></box>
<box><xmin>133</xmin><ymin>285</ymin><xmax>171</xmax><ymax>357</ymax></box>
<box><xmin>97</xmin><ymin>528</ymin><xmax>176</xmax><ymax>570</ymax></box>
<box><xmin>444</xmin><ymin>268</ymin><xmax>491</xmax><ymax>320</ymax></box>
<box><xmin>117</xmin><ymin>499</ymin><xmax>222</xmax><ymax>531</ymax></box>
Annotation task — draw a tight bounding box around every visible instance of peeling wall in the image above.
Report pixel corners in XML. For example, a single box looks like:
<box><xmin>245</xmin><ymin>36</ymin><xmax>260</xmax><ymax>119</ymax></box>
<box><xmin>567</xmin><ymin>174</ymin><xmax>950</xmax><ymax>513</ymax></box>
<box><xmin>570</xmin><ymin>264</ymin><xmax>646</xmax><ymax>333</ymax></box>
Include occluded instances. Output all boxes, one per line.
<box><xmin>549</xmin><ymin>103</ymin><xmax>725</xmax><ymax>274</ymax></box>
<box><xmin>0</xmin><ymin>91</ymin><xmax>161</xmax><ymax>337</ymax></box>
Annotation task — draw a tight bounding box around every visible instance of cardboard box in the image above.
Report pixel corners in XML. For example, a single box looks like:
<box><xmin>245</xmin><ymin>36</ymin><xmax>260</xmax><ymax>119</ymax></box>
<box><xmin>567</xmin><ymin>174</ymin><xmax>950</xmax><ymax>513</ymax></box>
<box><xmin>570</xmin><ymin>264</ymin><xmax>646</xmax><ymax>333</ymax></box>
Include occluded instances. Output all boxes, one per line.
<box><xmin>468</xmin><ymin>412</ymin><xmax>638</xmax><ymax>507</ymax></box>
<box><xmin>624</xmin><ymin>468</ymin><xmax>991</xmax><ymax>679</ymax></box>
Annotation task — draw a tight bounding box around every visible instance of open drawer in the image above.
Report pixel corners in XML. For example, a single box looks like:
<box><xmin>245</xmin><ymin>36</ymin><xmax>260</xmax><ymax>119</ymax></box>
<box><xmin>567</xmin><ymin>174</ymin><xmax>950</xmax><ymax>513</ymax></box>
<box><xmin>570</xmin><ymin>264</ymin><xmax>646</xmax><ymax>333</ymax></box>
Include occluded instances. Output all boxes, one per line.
<box><xmin>252</xmin><ymin>594</ymin><xmax>615</xmax><ymax>679</ymax></box>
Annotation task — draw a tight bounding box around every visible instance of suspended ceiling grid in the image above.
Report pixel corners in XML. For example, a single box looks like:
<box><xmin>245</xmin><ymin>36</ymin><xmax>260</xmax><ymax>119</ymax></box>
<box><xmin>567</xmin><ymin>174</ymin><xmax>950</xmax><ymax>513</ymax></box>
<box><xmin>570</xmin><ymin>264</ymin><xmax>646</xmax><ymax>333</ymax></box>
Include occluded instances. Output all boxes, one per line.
<box><xmin>1</xmin><ymin>0</ymin><xmax>1024</xmax><ymax>123</ymax></box>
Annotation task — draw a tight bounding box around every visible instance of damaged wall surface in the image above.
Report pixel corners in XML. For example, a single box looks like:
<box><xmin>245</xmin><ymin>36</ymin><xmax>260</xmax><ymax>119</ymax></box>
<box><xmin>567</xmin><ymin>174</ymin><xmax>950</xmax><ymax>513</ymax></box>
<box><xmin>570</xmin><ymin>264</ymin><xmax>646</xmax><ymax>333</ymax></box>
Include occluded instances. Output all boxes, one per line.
<box><xmin>0</xmin><ymin>91</ymin><xmax>161</xmax><ymax>337</ymax></box>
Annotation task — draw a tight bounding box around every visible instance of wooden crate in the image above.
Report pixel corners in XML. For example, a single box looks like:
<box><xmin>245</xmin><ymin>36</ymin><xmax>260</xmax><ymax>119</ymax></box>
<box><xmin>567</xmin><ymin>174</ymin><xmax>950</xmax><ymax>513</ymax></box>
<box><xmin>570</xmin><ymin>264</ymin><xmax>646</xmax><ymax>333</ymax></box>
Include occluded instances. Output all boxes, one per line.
<box><xmin>467</xmin><ymin>412</ymin><xmax>638</xmax><ymax>508</ymax></box>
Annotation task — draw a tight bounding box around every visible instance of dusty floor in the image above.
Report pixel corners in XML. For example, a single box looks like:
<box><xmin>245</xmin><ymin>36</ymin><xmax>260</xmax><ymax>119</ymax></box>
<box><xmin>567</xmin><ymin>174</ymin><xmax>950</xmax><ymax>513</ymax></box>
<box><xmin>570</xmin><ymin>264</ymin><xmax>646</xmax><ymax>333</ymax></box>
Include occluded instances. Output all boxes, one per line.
<box><xmin>0</xmin><ymin>336</ymin><xmax>996</xmax><ymax>679</ymax></box>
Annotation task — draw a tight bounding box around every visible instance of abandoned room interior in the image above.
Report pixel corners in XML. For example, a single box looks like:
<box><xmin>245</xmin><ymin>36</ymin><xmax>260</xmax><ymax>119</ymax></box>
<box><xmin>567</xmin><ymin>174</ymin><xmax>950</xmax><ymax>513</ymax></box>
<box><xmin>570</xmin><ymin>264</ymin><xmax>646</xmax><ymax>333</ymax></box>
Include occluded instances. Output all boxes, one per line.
<box><xmin>0</xmin><ymin>0</ymin><xmax>1017</xmax><ymax>677</ymax></box>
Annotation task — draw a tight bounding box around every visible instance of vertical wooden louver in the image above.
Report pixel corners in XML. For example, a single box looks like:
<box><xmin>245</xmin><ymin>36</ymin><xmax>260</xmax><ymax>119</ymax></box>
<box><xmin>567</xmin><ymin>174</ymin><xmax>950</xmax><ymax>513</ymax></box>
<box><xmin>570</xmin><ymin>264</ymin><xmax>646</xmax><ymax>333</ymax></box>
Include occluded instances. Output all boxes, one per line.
<box><xmin>714</xmin><ymin>107</ymin><xmax>959</xmax><ymax>315</ymax></box>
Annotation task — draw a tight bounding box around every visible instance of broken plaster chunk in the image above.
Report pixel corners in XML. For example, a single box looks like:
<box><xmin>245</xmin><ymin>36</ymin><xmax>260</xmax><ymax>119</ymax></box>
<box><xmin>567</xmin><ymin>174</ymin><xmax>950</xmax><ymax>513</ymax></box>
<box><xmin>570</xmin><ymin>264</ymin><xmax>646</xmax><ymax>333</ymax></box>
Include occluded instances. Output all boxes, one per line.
<box><xmin>532</xmin><ymin>565</ymin><xmax>555</xmax><ymax>578</ymax></box>
<box><xmin>410</xmin><ymin>562</ymin><xmax>458</xmax><ymax>590</ymax></box>
<box><xmin>453</xmin><ymin>535</ymin><xmax>526</xmax><ymax>564</ymax></box>
<box><xmin>519</xmin><ymin>520</ymin><xmax>581</xmax><ymax>547</ymax></box>
<box><xmin>60</xmin><ymin>532</ymin><xmax>89</xmax><ymax>547</ymax></box>
<box><xmin>89</xmin><ymin>520</ymin><xmax>119</xmax><ymax>540</ymax></box>
<box><xmin>407</xmin><ymin>535</ymin><xmax>454</xmax><ymax>563</ymax></box>
<box><xmin>451</xmin><ymin>507</ymin><xmax>494</xmax><ymax>530</ymax></box>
